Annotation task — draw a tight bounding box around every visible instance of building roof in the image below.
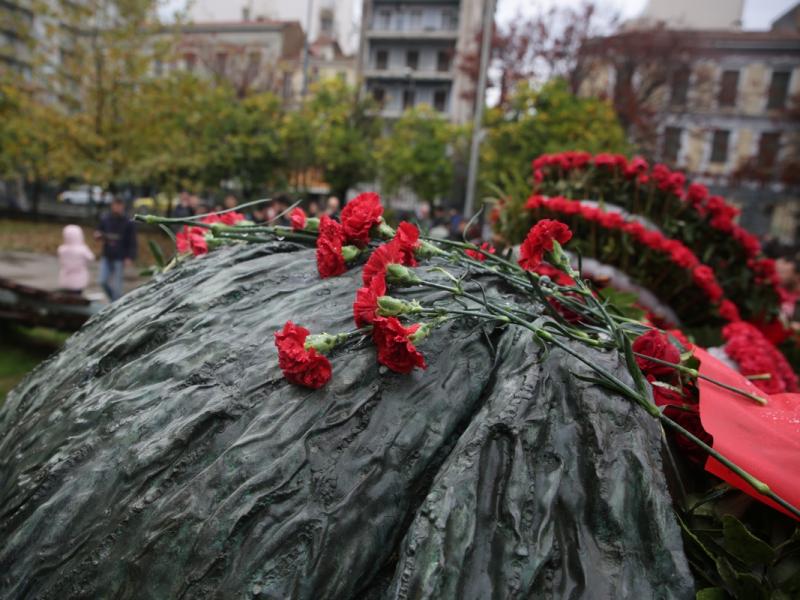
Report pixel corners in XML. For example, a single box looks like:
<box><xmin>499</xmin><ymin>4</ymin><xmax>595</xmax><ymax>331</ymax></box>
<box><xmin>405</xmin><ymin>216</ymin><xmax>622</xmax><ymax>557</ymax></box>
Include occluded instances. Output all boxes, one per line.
<box><xmin>771</xmin><ymin>2</ymin><xmax>800</xmax><ymax>33</ymax></box>
<box><xmin>587</xmin><ymin>27</ymin><xmax>800</xmax><ymax>55</ymax></box>
<box><xmin>181</xmin><ymin>19</ymin><xmax>301</xmax><ymax>33</ymax></box>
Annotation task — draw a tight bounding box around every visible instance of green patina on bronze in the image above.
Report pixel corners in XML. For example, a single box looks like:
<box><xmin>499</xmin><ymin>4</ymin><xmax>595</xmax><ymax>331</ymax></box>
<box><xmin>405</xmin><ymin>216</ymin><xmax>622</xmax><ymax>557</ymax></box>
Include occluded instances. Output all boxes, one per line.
<box><xmin>0</xmin><ymin>243</ymin><xmax>693</xmax><ymax>599</ymax></box>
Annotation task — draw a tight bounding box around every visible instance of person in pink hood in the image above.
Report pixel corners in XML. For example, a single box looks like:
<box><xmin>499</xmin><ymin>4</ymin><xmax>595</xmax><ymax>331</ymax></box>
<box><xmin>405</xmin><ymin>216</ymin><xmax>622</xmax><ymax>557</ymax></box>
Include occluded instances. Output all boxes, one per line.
<box><xmin>58</xmin><ymin>225</ymin><xmax>95</xmax><ymax>294</ymax></box>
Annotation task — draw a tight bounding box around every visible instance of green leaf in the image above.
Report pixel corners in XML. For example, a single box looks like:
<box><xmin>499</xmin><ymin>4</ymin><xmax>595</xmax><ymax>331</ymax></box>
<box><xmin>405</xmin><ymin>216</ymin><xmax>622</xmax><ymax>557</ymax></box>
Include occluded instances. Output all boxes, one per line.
<box><xmin>716</xmin><ymin>555</ymin><xmax>768</xmax><ymax>600</ymax></box>
<box><xmin>722</xmin><ymin>515</ymin><xmax>776</xmax><ymax>566</ymax></box>
<box><xmin>696</xmin><ymin>588</ymin><xmax>726</xmax><ymax>600</ymax></box>
<box><xmin>147</xmin><ymin>239</ymin><xmax>165</xmax><ymax>269</ymax></box>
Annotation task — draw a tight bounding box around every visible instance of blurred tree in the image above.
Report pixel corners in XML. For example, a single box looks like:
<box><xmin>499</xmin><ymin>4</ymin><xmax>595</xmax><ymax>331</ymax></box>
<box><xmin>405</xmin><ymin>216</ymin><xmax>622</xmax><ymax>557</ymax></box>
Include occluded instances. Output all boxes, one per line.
<box><xmin>23</xmin><ymin>0</ymin><xmax>177</xmax><ymax>188</ymax></box>
<box><xmin>480</xmin><ymin>78</ymin><xmax>628</xmax><ymax>199</ymax></box>
<box><xmin>0</xmin><ymin>84</ymin><xmax>73</xmax><ymax>214</ymax></box>
<box><xmin>302</xmin><ymin>78</ymin><xmax>381</xmax><ymax>202</ymax></box>
<box><xmin>377</xmin><ymin>104</ymin><xmax>456</xmax><ymax>204</ymax></box>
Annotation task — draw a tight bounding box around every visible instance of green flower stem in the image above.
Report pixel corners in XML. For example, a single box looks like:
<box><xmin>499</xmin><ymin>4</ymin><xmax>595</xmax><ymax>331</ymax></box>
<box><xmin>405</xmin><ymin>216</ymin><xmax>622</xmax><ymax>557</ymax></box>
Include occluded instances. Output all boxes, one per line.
<box><xmin>632</xmin><ymin>352</ymin><xmax>768</xmax><ymax>406</ymax></box>
<box><xmin>418</xmin><ymin>308</ymin><xmax>510</xmax><ymax>322</ymax></box>
<box><xmin>134</xmin><ymin>197</ymin><xmax>297</xmax><ymax>224</ymax></box>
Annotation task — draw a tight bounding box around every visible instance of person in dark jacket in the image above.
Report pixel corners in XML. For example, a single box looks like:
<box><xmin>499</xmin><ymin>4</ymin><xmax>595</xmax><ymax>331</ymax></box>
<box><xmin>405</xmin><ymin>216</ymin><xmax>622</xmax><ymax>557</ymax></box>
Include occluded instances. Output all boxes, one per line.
<box><xmin>94</xmin><ymin>197</ymin><xmax>137</xmax><ymax>301</ymax></box>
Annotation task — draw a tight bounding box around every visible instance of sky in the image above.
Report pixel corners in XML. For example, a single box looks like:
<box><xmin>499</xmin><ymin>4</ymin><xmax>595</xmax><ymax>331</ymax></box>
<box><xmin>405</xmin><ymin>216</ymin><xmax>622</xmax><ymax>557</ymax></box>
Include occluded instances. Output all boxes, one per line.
<box><xmin>494</xmin><ymin>0</ymin><xmax>797</xmax><ymax>29</ymax></box>
<box><xmin>164</xmin><ymin>0</ymin><xmax>798</xmax><ymax>30</ymax></box>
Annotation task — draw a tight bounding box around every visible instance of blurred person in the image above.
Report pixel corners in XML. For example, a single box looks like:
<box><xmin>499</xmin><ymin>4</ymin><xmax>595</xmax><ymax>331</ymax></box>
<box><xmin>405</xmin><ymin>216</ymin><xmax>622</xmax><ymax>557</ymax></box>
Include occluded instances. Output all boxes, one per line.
<box><xmin>307</xmin><ymin>200</ymin><xmax>320</xmax><ymax>217</ymax></box>
<box><xmin>430</xmin><ymin>205</ymin><xmax>449</xmax><ymax>238</ymax></box>
<box><xmin>415</xmin><ymin>201</ymin><xmax>432</xmax><ymax>231</ymax></box>
<box><xmin>448</xmin><ymin>209</ymin><xmax>464</xmax><ymax>241</ymax></box>
<box><xmin>223</xmin><ymin>194</ymin><xmax>238</xmax><ymax>211</ymax></box>
<box><xmin>57</xmin><ymin>225</ymin><xmax>94</xmax><ymax>295</ymax></box>
<box><xmin>272</xmin><ymin>194</ymin><xmax>291</xmax><ymax>226</ymax></box>
<box><xmin>325</xmin><ymin>196</ymin><xmax>340</xmax><ymax>219</ymax></box>
<box><xmin>249</xmin><ymin>206</ymin><xmax>267</xmax><ymax>224</ymax></box>
<box><xmin>173</xmin><ymin>191</ymin><xmax>194</xmax><ymax>219</ymax></box>
<box><xmin>94</xmin><ymin>197</ymin><xmax>137</xmax><ymax>302</ymax></box>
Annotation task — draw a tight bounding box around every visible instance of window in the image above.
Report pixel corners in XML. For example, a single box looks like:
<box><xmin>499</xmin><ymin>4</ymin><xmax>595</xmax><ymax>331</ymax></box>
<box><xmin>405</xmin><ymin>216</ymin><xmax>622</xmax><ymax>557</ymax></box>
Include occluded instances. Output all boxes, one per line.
<box><xmin>718</xmin><ymin>70</ymin><xmax>738</xmax><ymax>107</ymax></box>
<box><xmin>215</xmin><ymin>52</ymin><xmax>227</xmax><ymax>76</ymax></box>
<box><xmin>758</xmin><ymin>132</ymin><xmax>781</xmax><ymax>170</ymax></box>
<box><xmin>320</xmin><ymin>9</ymin><xmax>334</xmax><ymax>34</ymax></box>
<box><xmin>406</xmin><ymin>50</ymin><xmax>418</xmax><ymax>71</ymax></box>
<box><xmin>247</xmin><ymin>51</ymin><xmax>261</xmax><ymax>74</ymax></box>
<box><xmin>436</xmin><ymin>50</ymin><xmax>450</xmax><ymax>72</ymax></box>
<box><xmin>409</xmin><ymin>9</ymin><xmax>422</xmax><ymax>28</ymax></box>
<box><xmin>376</xmin><ymin>49</ymin><xmax>388</xmax><ymax>70</ymax></box>
<box><xmin>662</xmin><ymin>127</ymin><xmax>682</xmax><ymax>163</ymax></box>
<box><xmin>377</xmin><ymin>9</ymin><xmax>391</xmax><ymax>30</ymax></box>
<box><xmin>372</xmin><ymin>87</ymin><xmax>385</xmax><ymax>103</ymax></box>
<box><xmin>434</xmin><ymin>90</ymin><xmax>447</xmax><ymax>112</ymax></box>
<box><xmin>767</xmin><ymin>71</ymin><xmax>790</xmax><ymax>109</ymax></box>
<box><xmin>402</xmin><ymin>89</ymin><xmax>415</xmax><ymax>109</ymax></box>
<box><xmin>710</xmin><ymin>130</ymin><xmax>730</xmax><ymax>164</ymax></box>
<box><xmin>670</xmin><ymin>66</ymin><xmax>690</xmax><ymax>106</ymax></box>
<box><xmin>442</xmin><ymin>8</ymin><xmax>457</xmax><ymax>29</ymax></box>
<box><xmin>184</xmin><ymin>53</ymin><xmax>196</xmax><ymax>73</ymax></box>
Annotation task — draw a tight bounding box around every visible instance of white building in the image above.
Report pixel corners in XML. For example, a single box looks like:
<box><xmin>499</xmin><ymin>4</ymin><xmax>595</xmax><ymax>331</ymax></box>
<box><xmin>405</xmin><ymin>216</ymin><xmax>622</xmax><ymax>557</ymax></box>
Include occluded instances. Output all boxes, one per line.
<box><xmin>188</xmin><ymin>0</ymin><xmax>358</xmax><ymax>54</ymax></box>
<box><xmin>357</xmin><ymin>0</ymin><xmax>489</xmax><ymax>124</ymax></box>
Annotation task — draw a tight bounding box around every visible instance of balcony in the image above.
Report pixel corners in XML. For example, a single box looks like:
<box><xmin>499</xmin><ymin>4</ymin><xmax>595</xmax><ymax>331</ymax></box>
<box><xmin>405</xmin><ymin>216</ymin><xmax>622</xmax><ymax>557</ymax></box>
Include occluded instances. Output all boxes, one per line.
<box><xmin>364</xmin><ymin>68</ymin><xmax>453</xmax><ymax>82</ymax></box>
<box><xmin>366</xmin><ymin>28</ymin><xmax>458</xmax><ymax>41</ymax></box>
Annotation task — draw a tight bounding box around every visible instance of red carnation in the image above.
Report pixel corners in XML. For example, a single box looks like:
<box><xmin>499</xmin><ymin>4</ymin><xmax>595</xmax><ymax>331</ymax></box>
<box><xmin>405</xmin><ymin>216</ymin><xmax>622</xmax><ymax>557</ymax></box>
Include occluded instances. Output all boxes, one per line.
<box><xmin>533</xmin><ymin>169</ymin><xmax>544</xmax><ymax>184</ymax></box>
<box><xmin>465</xmin><ymin>242</ymin><xmax>495</xmax><ymax>262</ymax></box>
<box><xmin>691</xmin><ymin>265</ymin><xmax>723</xmax><ymax>302</ymax></box>
<box><xmin>685</xmin><ymin>183</ymin><xmax>709</xmax><ymax>208</ymax></box>
<box><xmin>316</xmin><ymin>215</ymin><xmax>346</xmax><ymax>278</ymax></box>
<box><xmin>340</xmin><ymin>192</ymin><xmax>383</xmax><ymax>246</ymax></box>
<box><xmin>394</xmin><ymin>221</ymin><xmax>420</xmax><ymax>266</ymax></box>
<box><xmin>290</xmin><ymin>207</ymin><xmax>307</xmax><ymax>231</ymax></box>
<box><xmin>518</xmin><ymin>219</ymin><xmax>572</xmax><ymax>271</ymax></box>
<box><xmin>623</xmin><ymin>156</ymin><xmax>648</xmax><ymax>178</ymax></box>
<box><xmin>176</xmin><ymin>225</ymin><xmax>208</xmax><ymax>256</ymax></box>
<box><xmin>362</xmin><ymin>242</ymin><xmax>404</xmax><ymax>286</ymax></box>
<box><xmin>372</xmin><ymin>316</ymin><xmax>426</xmax><ymax>373</ymax></box>
<box><xmin>718</xmin><ymin>299</ymin><xmax>741</xmax><ymax>322</ymax></box>
<box><xmin>219</xmin><ymin>211</ymin><xmax>246</xmax><ymax>226</ymax></box>
<box><xmin>274</xmin><ymin>321</ymin><xmax>332</xmax><ymax>389</ymax></box>
<box><xmin>632</xmin><ymin>329</ymin><xmax>681</xmax><ymax>379</ymax></box>
<box><xmin>593</xmin><ymin>153</ymin><xmax>618</xmax><ymax>169</ymax></box>
<box><xmin>354</xmin><ymin>271</ymin><xmax>386</xmax><ymax>328</ymax></box>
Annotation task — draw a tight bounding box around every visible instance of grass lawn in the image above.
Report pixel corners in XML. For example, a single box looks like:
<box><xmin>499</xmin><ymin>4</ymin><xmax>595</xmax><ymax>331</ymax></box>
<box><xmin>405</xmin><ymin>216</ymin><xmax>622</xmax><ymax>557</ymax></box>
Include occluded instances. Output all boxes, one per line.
<box><xmin>0</xmin><ymin>325</ymin><xmax>70</xmax><ymax>406</ymax></box>
<box><xmin>0</xmin><ymin>218</ymin><xmax>173</xmax><ymax>267</ymax></box>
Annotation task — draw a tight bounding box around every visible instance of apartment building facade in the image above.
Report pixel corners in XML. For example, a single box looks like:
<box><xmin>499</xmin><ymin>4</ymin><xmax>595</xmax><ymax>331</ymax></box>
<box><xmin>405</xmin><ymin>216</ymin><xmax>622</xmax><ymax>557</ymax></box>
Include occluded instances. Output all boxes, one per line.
<box><xmin>581</xmin><ymin>6</ymin><xmax>800</xmax><ymax>241</ymax></box>
<box><xmin>357</xmin><ymin>0</ymin><xmax>488</xmax><ymax>123</ymax></box>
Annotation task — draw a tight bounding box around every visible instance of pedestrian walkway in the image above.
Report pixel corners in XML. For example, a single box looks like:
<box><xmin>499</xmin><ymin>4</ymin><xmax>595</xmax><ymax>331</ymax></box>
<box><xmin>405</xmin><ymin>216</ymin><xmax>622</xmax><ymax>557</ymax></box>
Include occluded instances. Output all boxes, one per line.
<box><xmin>0</xmin><ymin>250</ymin><xmax>144</xmax><ymax>302</ymax></box>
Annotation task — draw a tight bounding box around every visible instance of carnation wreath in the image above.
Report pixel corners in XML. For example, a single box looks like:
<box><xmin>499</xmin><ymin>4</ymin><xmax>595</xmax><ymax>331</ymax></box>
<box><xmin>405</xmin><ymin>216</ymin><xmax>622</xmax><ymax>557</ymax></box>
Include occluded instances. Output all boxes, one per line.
<box><xmin>497</xmin><ymin>152</ymin><xmax>783</xmax><ymax>322</ymax></box>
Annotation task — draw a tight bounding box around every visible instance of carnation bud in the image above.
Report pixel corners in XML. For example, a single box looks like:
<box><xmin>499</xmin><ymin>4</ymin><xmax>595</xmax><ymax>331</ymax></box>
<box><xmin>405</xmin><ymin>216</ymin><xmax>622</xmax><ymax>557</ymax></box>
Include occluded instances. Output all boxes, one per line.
<box><xmin>304</xmin><ymin>332</ymin><xmax>339</xmax><ymax>353</ymax></box>
<box><xmin>341</xmin><ymin>245</ymin><xmax>361</xmax><ymax>262</ymax></box>
<box><xmin>386</xmin><ymin>263</ymin><xmax>421</xmax><ymax>285</ymax></box>
<box><xmin>376</xmin><ymin>296</ymin><xmax>423</xmax><ymax>317</ymax></box>
<box><xmin>408</xmin><ymin>322</ymin><xmax>432</xmax><ymax>344</ymax></box>
<box><xmin>305</xmin><ymin>217</ymin><xmax>320</xmax><ymax>232</ymax></box>
<box><xmin>548</xmin><ymin>240</ymin><xmax>570</xmax><ymax>271</ymax></box>
<box><xmin>416</xmin><ymin>239</ymin><xmax>446</xmax><ymax>258</ymax></box>
<box><xmin>375</xmin><ymin>221</ymin><xmax>395</xmax><ymax>240</ymax></box>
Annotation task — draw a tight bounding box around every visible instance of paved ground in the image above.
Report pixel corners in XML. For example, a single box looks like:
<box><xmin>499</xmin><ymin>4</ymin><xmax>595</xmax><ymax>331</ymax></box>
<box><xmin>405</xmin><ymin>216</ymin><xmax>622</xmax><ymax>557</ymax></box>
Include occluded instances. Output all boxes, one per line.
<box><xmin>0</xmin><ymin>250</ymin><xmax>146</xmax><ymax>302</ymax></box>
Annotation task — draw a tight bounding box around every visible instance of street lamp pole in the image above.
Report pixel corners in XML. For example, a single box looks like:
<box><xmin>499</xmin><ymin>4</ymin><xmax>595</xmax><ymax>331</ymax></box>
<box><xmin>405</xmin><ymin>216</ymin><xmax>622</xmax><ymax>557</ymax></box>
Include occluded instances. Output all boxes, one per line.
<box><xmin>462</xmin><ymin>0</ymin><xmax>496</xmax><ymax>218</ymax></box>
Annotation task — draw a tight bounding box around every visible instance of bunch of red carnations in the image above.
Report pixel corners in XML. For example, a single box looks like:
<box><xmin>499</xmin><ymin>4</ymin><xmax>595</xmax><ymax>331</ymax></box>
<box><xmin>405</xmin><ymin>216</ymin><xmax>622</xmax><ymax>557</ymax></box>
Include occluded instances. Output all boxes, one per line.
<box><xmin>175</xmin><ymin>211</ymin><xmax>249</xmax><ymax>256</ymax></box>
